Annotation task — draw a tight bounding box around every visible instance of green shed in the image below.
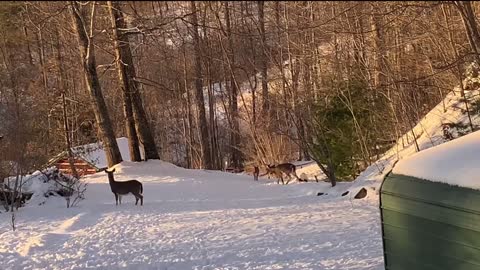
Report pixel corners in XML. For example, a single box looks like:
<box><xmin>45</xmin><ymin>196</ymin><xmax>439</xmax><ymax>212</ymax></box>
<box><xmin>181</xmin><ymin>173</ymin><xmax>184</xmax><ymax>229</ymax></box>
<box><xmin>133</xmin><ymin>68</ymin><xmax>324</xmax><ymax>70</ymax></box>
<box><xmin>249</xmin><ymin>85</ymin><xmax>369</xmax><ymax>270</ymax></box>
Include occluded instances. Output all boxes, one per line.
<box><xmin>380</xmin><ymin>130</ymin><xmax>480</xmax><ymax>270</ymax></box>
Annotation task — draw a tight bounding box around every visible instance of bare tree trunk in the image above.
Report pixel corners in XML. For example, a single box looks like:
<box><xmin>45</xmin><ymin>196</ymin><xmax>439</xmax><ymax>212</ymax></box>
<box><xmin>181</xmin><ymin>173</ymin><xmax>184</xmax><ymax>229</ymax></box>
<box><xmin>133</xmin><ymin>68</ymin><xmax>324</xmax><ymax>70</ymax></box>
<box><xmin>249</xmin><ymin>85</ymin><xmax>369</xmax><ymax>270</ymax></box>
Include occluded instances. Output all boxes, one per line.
<box><xmin>258</xmin><ymin>1</ymin><xmax>269</xmax><ymax>115</ymax></box>
<box><xmin>444</xmin><ymin>4</ymin><xmax>475</xmax><ymax>132</ymax></box>
<box><xmin>454</xmin><ymin>1</ymin><xmax>480</xmax><ymax>62</ymax></box>
<box><xmin>62</xmin><ymin>92</ymin><xmax>79</xmax><ymax>180</ymax></box>
<box><xmin>107</xmin><ymin>1</ymin><xmax>141</xmax><ymax>162</ymax></box>
<box><xmin>70</xmin><ymin>1</ymin><xmax>122</xmax><ymax>167</ymax></box>
<box><xmin>190</xmin><ymin>1</ymin><xmax>213</xmax><ymax>169</ymax></box>
<box><xmin>55</xmin><ymin>26</ymin><xmax>79</xmax><ymax>180</ymax></box>
<box><xmin>206</xmin><ymin>62</ymin><xmax>218</xmax><ymax>169</ymax></box>
<box><xmin>110</xmin><ymin>1</ymin><xmax>160</xmax><ymax>160</ymax></box>
<box><xmin>370</xmin><ymin>3</ymin><xmax>387</xmax><ymax>92</ymax></box>
<box><xmin>20</xmin><ymin>11</ymin><xmax>33</xmax><ymax>66</ymax></box>
<box><xmin>203</xmin><ymin>10</ymin><xmax>219</xmax><ymax>170</ymax></box>
<box><xmin>182</xmin><ymin>49</ymin><xmax>193</xmax><ymax>168</ymax></box>
<box><xmin>36</xmin><ymin>29</ymin><xmax>51</xmax><ymax>155</ymax></box>
<box><xmin>225</xmin><ymin>1</ymin><xmax>242</xmax><ymax>169</ymax></box>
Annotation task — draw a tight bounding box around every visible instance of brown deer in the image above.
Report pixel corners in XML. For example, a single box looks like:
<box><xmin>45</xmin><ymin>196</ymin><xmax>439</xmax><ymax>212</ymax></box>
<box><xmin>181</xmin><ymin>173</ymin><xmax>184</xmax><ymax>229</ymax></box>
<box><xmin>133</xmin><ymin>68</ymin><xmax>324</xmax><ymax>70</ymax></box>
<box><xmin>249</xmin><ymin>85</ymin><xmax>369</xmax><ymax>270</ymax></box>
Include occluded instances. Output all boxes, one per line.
<box><xmin>105</xmin><ymin>168</ymin><xmax>143</xmax><ymax>206</ymax></box>
<box><xmin>253</xmin><ymin>166</ymin><xmax>259</xmax><ymax>181</ymax></box>
<box><xmin>266</xmin><ymin>163</ymin><xmax>301</xmax><ymax>185</ymax></box>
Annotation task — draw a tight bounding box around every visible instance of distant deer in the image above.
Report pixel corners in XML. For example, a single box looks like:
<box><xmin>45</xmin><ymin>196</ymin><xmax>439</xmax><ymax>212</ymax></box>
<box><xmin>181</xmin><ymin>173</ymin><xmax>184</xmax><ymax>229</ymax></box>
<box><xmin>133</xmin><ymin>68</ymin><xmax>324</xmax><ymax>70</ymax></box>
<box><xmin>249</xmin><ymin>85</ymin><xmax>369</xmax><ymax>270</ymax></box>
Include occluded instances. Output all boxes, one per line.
<box><xmin>105</xmin><ymin>168</ymin><xmax>143</xmax><ymax>206</ymax></box>
<box><xmin>266</xmin><ymin>163</ymin><xmax>301</xmax><ymax>185</ymax></box>
<box><xmin>253</xmin><ymin>166</ymin><xmax>259</xmax><ymax>181</ymax></box>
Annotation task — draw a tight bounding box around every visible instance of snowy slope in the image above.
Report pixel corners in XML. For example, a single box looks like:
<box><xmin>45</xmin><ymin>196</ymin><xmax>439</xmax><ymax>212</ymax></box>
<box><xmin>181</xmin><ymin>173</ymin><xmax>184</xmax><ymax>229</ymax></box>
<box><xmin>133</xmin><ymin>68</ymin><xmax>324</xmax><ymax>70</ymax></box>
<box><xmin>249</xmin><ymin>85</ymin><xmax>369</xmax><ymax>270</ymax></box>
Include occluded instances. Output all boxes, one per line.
<box><xmin>393</xmin><ymin>130</ymin><xmax>480</xmax><ymax>189</ymax></box>
<box><xmin>349</xmin><ymin>87</ymin><xmax>480</xmax><ymax>196</ymax></box>
<box><xmin>0</xmin><ymin>160</ymin><xmax>383</xmax><ymax>270</ymax></box>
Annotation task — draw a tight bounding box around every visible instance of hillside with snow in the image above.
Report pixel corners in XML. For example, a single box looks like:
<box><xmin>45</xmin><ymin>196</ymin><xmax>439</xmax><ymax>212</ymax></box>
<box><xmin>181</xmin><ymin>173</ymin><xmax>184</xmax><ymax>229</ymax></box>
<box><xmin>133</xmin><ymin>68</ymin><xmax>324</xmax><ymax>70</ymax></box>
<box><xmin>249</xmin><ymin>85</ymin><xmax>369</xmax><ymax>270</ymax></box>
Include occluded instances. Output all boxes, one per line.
<box><xmin>350</xmin><ymin>81</ymin><xmax>480</xmax><ymax>195</ymax></box>
<box><xmin>0</xmin><ymin>160</ymin><xmax>383</xmax><ymax>270</ymax></box>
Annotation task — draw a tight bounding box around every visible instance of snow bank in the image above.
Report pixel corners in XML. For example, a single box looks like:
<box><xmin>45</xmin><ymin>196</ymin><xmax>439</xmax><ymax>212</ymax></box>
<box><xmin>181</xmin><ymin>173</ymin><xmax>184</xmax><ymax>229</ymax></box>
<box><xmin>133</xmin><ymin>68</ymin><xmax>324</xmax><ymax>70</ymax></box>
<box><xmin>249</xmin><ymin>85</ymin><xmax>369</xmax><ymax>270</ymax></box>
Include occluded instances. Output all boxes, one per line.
<box><xmin>393</xmin><ymin>130</ymin><xmax>480</xmax><ymax>189</ymax></box>
<box><xmin>3</xmin><ymin>167</ymin><xmax>78</xmax><ymax>207</ymax></box>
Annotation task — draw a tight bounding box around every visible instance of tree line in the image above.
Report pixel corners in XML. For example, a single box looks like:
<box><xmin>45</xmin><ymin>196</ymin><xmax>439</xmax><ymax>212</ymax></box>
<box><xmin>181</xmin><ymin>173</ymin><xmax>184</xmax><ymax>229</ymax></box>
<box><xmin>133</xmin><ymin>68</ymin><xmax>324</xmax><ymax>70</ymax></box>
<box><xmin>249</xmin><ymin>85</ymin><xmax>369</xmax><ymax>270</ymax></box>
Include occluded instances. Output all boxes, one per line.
<box><xmin>1</xmin><ymin>1</ymin><xmax>480</xmax><ymax>186</ymax></box>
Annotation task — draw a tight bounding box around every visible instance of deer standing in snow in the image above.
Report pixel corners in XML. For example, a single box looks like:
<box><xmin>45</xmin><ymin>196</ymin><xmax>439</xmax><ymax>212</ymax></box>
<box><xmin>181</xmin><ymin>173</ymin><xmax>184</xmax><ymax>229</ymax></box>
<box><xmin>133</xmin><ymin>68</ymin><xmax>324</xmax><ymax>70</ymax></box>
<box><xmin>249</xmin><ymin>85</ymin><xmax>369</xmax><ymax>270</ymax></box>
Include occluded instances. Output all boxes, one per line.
<box><xmin>253</xmin><ymin>166</ymin><xmax>259</xmax><ymax>181</ymax></box>
<box><xmin>105</xmin><ymin>168</ymin><xmax>143</xmax><ymax>206</ymax></box>
<box><xmin>266</xmin><ymin>163</ymin><xmax>302</xmax><ymax>185</ymax></box>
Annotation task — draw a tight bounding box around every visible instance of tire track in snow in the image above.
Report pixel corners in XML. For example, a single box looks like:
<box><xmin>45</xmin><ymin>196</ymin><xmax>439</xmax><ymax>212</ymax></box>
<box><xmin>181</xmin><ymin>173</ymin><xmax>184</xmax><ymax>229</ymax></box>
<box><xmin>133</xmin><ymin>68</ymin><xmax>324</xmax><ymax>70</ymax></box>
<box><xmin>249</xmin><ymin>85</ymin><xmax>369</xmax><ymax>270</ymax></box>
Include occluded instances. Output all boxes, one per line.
<box><xmin>18</xmin><ymin>213</ymin><xmax>84</xmax><ymax>257</ymax></box>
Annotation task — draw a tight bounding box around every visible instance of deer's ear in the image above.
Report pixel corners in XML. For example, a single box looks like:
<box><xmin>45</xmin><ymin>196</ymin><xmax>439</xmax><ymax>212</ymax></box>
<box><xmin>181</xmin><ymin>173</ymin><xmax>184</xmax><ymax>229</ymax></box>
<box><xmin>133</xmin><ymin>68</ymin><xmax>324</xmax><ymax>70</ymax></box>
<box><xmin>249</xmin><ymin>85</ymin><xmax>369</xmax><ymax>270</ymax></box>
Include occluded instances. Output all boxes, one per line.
<box><xmin>112</xmin><ymin>168</ymin><xmax>116</xmax><ymax>173</ymax></box>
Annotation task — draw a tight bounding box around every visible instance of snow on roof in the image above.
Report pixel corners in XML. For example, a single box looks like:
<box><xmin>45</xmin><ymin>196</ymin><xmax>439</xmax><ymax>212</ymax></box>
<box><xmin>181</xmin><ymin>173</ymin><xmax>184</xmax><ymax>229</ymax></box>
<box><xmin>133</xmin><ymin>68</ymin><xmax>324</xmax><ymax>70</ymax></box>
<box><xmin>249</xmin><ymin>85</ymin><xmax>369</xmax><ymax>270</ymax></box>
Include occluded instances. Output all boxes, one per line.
<box><xmin>392</xmin><ymin>130</ymin><xmax>480</xmax><ymax>190</ymax></box>
<box><xmin>71</xmin><ymin>137</ymin><xmax>139</xmax><ymax>169</ymax></box>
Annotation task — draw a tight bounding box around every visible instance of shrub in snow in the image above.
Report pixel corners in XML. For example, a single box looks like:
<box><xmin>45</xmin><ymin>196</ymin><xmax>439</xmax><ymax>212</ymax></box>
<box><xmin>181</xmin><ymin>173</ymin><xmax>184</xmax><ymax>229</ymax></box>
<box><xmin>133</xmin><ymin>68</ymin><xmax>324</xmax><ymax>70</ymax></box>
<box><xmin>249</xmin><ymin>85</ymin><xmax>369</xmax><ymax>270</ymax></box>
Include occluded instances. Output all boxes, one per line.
<box><xmin>38</xmin><ymin>167</ymin><xmax>87</xmax><ymax>208</ymax></box>
<box><xmin>2</xmin><ymin>167</ymin><xmax>87</xmax><ymax>209</ymax></box>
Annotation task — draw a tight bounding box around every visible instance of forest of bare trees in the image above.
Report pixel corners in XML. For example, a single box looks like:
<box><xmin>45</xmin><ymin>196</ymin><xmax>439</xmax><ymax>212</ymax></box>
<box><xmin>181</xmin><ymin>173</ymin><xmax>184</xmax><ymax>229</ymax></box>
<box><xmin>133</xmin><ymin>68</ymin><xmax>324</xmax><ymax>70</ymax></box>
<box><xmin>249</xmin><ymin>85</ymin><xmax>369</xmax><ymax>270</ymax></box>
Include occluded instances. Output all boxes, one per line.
<box><xmin>1</xmin><ymin>1</ymin><xmax>480</xmax><ymax>184</ymax></box>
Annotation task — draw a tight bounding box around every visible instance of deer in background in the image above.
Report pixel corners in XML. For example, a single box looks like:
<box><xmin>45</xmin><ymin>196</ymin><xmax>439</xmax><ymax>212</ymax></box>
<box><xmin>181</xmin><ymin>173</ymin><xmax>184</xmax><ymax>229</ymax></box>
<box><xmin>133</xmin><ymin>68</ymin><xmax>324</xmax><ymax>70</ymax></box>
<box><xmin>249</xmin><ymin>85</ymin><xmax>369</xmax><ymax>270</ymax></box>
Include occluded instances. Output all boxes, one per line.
<box><xmin>253</xmin><ymin>166</ymin><xmax>259</xmax><ymax>181</ymax></box>
<box><xmin>105</xmin><ymin>168</ymin><xmax>143</xmax><ymax>206</ymax></box>
<box><xmin>266</xmin><ymin>163</ymin><xmax>302</xmax><ymax>185</ymax></box>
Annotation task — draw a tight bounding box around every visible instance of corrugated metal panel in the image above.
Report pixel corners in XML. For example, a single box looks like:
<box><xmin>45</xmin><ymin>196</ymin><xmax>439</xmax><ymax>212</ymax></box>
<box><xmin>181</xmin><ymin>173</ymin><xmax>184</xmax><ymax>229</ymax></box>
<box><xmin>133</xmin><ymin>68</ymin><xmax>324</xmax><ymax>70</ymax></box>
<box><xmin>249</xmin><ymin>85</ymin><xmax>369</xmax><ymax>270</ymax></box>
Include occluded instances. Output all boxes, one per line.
<box><xmin>381</xmin><ymin>174</ymin><xmax>480</xmax><ymax>270</ymax></box>
<box><xmin>56</xmin><ymin>158</ymin><xmax>98</xmax><ymax>176</ymax></box>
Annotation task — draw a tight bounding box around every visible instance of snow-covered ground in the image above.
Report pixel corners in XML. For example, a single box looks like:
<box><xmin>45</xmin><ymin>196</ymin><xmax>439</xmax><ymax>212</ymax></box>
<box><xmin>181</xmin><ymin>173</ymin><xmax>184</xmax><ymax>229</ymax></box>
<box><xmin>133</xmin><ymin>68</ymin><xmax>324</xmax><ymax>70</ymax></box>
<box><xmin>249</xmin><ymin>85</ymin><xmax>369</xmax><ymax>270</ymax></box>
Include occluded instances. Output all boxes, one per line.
<box><xmin>0</xmin><ymin>161</ymin><xmax>383</xmax><ymax>270</ymax></box>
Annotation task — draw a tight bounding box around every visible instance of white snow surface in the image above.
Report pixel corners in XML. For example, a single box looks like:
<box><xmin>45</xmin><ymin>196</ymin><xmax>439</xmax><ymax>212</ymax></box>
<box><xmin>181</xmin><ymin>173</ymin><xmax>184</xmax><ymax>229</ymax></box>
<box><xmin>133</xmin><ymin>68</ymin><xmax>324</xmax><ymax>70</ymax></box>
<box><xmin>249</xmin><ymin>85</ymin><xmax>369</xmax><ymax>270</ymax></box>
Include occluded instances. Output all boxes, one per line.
<box><xmin>0</xmin><ymin>160</ymin><xmax>383</xmax><ymax>270</ymax></box>
<box><xmin>393</xmin><ymin>130</ymin><xmax>480</xmax><ymax>189</ymax></box>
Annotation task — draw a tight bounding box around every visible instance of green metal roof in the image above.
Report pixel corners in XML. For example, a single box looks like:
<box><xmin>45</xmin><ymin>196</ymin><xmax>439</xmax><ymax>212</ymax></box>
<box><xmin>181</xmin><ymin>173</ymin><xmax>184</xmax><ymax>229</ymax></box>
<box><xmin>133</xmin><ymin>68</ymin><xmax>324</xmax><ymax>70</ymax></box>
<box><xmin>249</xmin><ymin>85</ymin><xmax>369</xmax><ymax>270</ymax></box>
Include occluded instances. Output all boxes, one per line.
<box><xmin>380</xmin><ymin>173</ymin><xmax>480</xmax><ymax>270</ymax></box>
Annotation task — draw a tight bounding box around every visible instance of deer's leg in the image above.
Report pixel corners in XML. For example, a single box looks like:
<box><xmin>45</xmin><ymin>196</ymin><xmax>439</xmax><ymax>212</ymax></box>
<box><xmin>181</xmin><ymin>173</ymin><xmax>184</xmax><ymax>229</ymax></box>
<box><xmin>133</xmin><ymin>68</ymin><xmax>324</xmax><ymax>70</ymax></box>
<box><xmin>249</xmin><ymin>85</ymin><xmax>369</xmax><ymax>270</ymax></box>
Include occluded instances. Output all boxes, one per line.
<box><xmin>132</xmin><ymin>190</ymin><xmax>143</xmax><ymax>206</ymax></box>
<box><xmin>114</xmin><ymin>193</ymin><xmax>118</xmax><ymax>206</ymax></box>
<box><xmin>285</xmin><ymin>173</ymin><xmax>290</xmax><ymax>185</ymax></box>
<box><xmin>119</xmin><ymin>195</ymin><xmax>122</xmax><ymax>205</ymax></box>
<box><xmin>293</xmin><ymin>171</ymin><xmax>301</xmax><ymax>181</ymax></box>
<box><xmin>134</xmin><ymin>194</ymin><xmax>139</xmax><ymax>205</ymax></box>
<box><xmin>137</xmin><ymin>193</ymin><xmax>143</xmax><ymax>206</ymax></box>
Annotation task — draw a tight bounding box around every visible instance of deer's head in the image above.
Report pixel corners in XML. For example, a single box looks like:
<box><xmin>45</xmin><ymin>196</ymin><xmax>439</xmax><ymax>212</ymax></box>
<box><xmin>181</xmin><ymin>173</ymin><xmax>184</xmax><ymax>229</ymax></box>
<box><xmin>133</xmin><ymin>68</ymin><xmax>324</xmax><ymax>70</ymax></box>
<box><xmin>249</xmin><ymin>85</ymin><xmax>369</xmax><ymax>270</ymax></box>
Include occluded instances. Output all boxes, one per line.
<box><xmin>105</xmin><ymin>168</ymin><xmax>116</xmax><ymax>177</ymax></box>
<box><xmin>266</xmin><ymin>164</ymin><xmax>277</xmax><ymax>171</ymax></box>
<box><xmin>265</xmin><ymin>164</ymin><xmax>276</xmax><ymax>179</ymax></box>
<box><xmin>105</xmin><ymin>168</ymin><xmax>117</xmax><ymax>182</ymax></box>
